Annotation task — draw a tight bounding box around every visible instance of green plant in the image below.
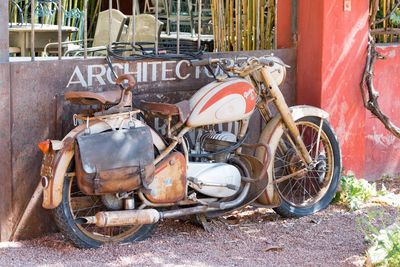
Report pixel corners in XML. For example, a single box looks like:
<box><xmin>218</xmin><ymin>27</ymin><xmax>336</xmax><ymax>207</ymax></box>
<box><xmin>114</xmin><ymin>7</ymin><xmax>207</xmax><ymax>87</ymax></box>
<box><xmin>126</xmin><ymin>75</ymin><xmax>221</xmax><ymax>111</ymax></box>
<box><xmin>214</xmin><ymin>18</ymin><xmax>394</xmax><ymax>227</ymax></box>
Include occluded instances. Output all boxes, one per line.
<box><xmin>356</xmin><ymin>206</ymin><xmax>400</xmax><ymax>266</ymax></box>
<box><xmin>338</xmin><ymin>175</ymin><xmax>377</xmax><ymax>210</ymax></box>
<box><xmin>367</xmin><ymin>223</ymin><xmax>400</xmax><ymax>266</ymax></box>
<box><xmin>389</xmin><ymin>8</ymin><xmax>400</xmax><ymax>26</ymax></box>
<box><xmin>354</xmin><ymin>185</ymin><xmax>400</xmax><ymax>266</ymax></box>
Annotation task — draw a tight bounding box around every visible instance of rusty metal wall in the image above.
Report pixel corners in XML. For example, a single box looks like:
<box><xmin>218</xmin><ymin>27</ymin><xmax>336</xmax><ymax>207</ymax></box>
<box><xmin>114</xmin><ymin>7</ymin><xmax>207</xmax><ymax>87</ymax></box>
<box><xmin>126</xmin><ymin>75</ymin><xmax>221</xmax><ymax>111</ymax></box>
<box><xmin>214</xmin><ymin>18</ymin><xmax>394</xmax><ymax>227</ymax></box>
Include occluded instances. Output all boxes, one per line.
<box><xmin>0</xmin><ymin>0</ymin><xmax>8</xmax><ymax>63</ymax></box>
<box><xmin>2</xmin><ymin>48</ymin><xmax>295</xmax><ymax>239</ymax></box>
<box><xmin>0</xmin><ymin>63</ymin><xmax>13</xmax><ymax>241</ymax></box>
<box><xmin>0</xmin><ymin>0</ymin><xmax>12</xmax><ymax>242</ymax></box>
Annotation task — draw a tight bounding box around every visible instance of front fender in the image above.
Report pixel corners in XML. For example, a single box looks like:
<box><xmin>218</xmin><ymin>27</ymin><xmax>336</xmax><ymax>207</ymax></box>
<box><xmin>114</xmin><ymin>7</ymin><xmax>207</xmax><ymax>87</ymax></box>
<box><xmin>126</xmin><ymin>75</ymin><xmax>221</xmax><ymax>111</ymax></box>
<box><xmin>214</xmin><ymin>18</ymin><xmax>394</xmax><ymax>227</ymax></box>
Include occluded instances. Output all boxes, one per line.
<box><xmin>42</xmin><ymin>120</ymin><xmax>166</xmax><ymax>209</ymax></box>
<box><xmin>256</xmin><ymin>105</ymin><xmax>330</xmax><ymax>206</ymax></box>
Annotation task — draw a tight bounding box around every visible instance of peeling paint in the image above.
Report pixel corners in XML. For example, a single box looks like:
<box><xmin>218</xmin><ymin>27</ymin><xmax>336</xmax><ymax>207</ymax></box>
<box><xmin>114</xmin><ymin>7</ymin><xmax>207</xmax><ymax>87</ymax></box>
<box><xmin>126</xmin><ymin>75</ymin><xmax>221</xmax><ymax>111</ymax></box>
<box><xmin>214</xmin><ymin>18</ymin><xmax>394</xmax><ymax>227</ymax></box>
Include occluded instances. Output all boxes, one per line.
<box><xmin>335</xmin><ymin>102</ymin><xmax>349</xmax><ymax>142</ymax></box>
<box><xmin>367</xmin><ymin>133</ymin><xmax>399</xmax><ymax>147</ymax></box>
<box><xmin>387</xmin><ymin>50</ymin><xmax>396</xmax><ymax>59</ymax></box>
<box><xmin>322</xmin><ymin>10</ymin><xmax>368</xmax><ymax>89</ymax></box>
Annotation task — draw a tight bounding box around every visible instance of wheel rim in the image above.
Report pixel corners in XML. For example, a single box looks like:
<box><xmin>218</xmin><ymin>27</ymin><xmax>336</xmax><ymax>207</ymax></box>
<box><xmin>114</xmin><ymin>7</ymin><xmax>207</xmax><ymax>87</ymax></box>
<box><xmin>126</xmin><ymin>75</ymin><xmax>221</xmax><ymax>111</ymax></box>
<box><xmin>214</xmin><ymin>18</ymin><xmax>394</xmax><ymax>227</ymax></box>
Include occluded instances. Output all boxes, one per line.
<box><xmin>67</xmin><ymin>172</ymin><xmax>144</xmax><ymax>243</ymax></box>
<box><xmin>273</xmin><ymin>120</ymin><xmax>334</xmax><ymax>208</ymax></box>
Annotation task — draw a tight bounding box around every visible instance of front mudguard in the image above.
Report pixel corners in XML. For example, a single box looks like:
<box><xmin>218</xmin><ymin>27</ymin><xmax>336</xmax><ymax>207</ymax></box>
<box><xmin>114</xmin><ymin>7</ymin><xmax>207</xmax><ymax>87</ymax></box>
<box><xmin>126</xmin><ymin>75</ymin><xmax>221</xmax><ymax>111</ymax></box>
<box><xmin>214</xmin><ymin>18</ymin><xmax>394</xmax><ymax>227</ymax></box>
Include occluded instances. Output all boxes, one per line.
<box><xmin>42</xmin><ymin>120</ymin><xmax>166</xmax><ymax>209</ymax></box>
<box><xmin>256</xmin><ymin>105</ymin><xmax>330</xmax><ymax>206</ymax></box>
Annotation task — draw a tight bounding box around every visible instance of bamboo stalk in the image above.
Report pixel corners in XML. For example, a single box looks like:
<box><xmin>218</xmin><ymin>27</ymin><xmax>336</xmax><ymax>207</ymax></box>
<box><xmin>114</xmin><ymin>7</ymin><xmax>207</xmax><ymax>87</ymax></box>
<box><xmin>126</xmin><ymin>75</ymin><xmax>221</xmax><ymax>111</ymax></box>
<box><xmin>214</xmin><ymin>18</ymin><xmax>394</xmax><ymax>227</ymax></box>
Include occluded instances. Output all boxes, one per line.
<box><xmin>260</xmin><ymin>0</ymin><xmax>265</xmax><ymax>48</ymax></box>
<box><xmin>220</xmin><ymin>0</ymin><xmax>228</xmax><ymax>51</ymax></box>
<box><xmin>247</xmin><ymin>0</ymin><xmax>251</xmax><ymax>50</ymax></box>
<box><xmin>229</xmin><ymin>0</ymin><xmax>234</xmax><ymax>50</ymax></box>
<box><xmin>211</xmin><ymin>0</ymin><xmax>217</xmax><ymax>51</ymax></box>
<box><xmin>383</xmin><ymin>0</ymin><xmax>387</xmax><ymax>42</ymax></box>
<box><xmin>390</xmin><ymin>0</ymin><xmax>394</xmax><ymax>42</ymax></box>
<box><xmin>253</xmin><ymin>0</ymin><xmax>256</xmax><ymax>49</ymax></box>
<box><xmin>242</xmin><ymin>0</ymin><xmax>247</xmax><ymax>50</ymax></box>
<box><xmin>256</xmin><ymin>0</ymin><xmax>260</xmax><ymax>50</ymax></box>
<box><xmin>265</xmin><ymin>0</ymin><xmax>274</xmax><ymax>49</ymax></box>
<box><xmin>88</xmin><ymin>0</ymin><xmax>101</xmax><ymax>39</ymax></box>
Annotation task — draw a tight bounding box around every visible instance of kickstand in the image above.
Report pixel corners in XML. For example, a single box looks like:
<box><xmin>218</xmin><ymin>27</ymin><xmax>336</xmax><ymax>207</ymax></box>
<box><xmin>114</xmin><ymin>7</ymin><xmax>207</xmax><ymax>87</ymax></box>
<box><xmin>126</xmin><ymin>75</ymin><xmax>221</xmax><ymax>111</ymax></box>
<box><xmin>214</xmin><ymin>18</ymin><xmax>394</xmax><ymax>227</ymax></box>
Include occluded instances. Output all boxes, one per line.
<box><xmin>197</xmin><ymin>214</ymin><xmax>213</xmax><ymax>233</ymax></box>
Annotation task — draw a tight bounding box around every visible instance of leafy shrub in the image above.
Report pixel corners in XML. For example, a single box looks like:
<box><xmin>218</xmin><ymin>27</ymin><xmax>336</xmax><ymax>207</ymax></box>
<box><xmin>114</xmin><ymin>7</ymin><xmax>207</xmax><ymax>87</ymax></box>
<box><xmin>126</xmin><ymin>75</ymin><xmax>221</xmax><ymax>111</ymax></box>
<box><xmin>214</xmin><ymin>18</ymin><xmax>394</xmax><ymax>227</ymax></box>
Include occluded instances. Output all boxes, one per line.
<box><xmin>338</xmin><ymin>175</ymin><xmax>377</xmax><ymax>210</ymax></box>
<box><xmin>367</xmin><ymin>223</ymin><xmax>400</xmax><ymax>267</ymax></box>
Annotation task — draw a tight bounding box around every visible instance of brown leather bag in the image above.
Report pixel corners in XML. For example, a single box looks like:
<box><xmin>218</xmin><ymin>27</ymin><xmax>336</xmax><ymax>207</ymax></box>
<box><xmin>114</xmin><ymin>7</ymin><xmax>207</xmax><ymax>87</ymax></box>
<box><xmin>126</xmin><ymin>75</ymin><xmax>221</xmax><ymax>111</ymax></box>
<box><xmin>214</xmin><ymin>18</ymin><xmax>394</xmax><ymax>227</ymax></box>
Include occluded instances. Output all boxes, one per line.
<box><xmin>75</xmin><ymin>127</ymin><xmax>155</xmax><ymax>195</ymax></box>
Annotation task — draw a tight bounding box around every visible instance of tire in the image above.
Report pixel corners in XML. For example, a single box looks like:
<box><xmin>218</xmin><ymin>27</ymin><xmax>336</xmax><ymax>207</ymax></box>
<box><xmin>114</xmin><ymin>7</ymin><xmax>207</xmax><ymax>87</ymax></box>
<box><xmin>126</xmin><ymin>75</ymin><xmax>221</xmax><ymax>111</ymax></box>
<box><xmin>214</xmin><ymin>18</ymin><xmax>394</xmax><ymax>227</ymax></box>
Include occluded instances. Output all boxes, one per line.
<box><xmin>267</xmin><ymin>116</ymin><xmax>341</xmax><ymax>218</ymax></box>
<box><xmin>53</xmin><ymin>157</ymin><xmax>155</xmax><ymax>248</ymax></box>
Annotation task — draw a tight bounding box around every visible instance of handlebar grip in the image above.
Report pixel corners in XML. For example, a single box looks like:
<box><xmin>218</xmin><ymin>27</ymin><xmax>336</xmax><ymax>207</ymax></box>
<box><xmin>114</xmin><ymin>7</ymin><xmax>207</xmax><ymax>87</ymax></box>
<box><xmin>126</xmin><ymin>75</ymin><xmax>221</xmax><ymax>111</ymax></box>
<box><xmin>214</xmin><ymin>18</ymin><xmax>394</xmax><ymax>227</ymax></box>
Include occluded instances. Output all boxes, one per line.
<box><xmin>116</xmin><ymin>74</ymin><xmax>136</xmax><ymax>89</ymax></box>
<box><xmin>258</xmin><ymin>56</ymin><xmax>290</xmax><ymax>68</ymax></box>
<box><xmin>190</xmin><ymin>58</ymin><xmax>211</xmax><ymax>67</ymax></box>
<box><xmin>258</xmin><ymin>57</ymin><xmax>275</xmax><ymax>67</ymax></box>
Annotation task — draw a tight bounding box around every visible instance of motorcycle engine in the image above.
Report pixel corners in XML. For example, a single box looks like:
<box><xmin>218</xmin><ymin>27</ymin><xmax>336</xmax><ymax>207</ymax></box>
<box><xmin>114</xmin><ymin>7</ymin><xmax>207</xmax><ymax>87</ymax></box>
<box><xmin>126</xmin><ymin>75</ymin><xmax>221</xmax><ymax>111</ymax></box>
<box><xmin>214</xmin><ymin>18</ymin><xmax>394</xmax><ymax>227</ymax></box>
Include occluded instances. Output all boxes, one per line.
<box><xmin>187</xmin><ymin>131</ymin><xmax>242</xmax><ymax>198</ymax></box>
<box><xmin>198</xmin><ymin>131</ymin><xmax>237</xmax><ymax>162</ymax></box>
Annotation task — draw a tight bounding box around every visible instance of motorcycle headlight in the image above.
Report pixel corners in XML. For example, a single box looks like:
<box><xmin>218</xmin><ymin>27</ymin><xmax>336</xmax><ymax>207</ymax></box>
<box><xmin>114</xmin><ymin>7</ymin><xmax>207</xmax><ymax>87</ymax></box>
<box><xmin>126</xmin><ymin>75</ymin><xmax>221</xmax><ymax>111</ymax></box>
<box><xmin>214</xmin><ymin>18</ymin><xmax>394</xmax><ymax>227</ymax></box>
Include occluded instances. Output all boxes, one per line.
<box><xmin>253</xmin><ymin>56</ymin><xmax>287</xmax><ymax>86</ymax></box>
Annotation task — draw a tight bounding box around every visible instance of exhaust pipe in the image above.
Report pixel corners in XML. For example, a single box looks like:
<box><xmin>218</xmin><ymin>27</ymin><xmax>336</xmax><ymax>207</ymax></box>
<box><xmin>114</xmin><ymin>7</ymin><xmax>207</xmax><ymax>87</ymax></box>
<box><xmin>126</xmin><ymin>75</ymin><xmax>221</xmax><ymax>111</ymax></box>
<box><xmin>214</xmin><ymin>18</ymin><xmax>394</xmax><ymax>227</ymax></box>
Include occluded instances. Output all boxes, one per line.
<box><xmin>96</xmin><ymin>209</ymin><xmax>160</xmax><ymax>227</ymax></box>
<box><xmin>76</xmin><ymin>206</ymin><xmax>209</xmax><ymax>227</ymax></box>
<box><xmin>77</xmin><ymin>209</ymin><xmax>161</xmax><ymax>227</ymax></box>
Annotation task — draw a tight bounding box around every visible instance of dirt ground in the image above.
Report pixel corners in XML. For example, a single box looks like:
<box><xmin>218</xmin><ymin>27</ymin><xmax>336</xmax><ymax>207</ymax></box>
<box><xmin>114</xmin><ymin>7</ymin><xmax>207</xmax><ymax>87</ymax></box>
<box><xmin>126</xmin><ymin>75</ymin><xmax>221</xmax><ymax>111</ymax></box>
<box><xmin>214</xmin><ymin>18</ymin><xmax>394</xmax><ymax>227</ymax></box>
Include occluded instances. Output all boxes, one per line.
<box><xmin>0</xmin><ymin>179</ymin><xmax>399</xmax><ymax>267</ymax></box>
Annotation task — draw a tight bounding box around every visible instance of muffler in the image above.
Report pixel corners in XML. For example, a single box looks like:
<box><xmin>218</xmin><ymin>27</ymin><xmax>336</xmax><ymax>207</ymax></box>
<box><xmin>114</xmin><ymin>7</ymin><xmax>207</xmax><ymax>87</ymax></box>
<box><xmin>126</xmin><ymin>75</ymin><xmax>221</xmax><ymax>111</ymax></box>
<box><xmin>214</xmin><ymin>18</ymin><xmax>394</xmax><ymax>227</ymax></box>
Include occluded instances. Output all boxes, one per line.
<box><xmin>76</xmin><ymin>206</ymin><xmax>209</xmax><ymax>227</ymax></box>
<box><xmin>77</xmin><ymin>209</ymin><xmax>160</xmax><ymax>227</ymax></box>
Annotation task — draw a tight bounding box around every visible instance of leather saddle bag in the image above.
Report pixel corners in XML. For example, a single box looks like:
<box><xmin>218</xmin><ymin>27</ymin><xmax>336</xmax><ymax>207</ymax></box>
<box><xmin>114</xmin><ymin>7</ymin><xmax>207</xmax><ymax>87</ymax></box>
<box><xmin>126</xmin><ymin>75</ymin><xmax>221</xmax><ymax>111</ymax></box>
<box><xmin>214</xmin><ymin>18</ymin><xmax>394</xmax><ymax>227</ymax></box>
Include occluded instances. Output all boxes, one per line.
<box><xmin>75</xmin><ymin>126</ymin><xmax>155</xmax><ymax>195</ymax></box>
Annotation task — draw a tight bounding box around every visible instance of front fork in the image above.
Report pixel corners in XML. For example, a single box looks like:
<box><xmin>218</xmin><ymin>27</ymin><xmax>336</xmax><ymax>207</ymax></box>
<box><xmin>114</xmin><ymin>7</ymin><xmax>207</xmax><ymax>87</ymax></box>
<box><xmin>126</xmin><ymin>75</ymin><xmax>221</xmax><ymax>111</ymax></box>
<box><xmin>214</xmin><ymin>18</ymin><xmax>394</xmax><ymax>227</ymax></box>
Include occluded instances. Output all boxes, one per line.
<box><xmin>260</xmin><ymin>68</ymin><xmax>313</xmax><ymax>166</ymax></box>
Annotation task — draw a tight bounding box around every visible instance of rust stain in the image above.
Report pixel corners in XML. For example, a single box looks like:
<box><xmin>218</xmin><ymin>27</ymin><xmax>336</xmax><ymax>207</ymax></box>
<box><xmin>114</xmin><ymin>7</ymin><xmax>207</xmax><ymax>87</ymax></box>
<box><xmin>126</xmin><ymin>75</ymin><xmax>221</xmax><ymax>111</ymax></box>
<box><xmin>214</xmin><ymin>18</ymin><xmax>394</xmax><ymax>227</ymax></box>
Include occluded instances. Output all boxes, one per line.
<box><xmin>146</xmin><ymin>152</ymin><xmax>187</xmax><ymax>204</ymax></box>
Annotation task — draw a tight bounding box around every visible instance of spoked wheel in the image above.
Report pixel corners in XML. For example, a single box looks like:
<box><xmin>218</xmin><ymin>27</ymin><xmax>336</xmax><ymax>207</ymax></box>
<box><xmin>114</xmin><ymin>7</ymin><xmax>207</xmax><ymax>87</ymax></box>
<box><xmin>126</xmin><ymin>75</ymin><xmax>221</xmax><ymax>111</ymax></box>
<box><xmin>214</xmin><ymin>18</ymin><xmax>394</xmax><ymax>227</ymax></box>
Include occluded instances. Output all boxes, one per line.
<box><xmin>272</xmin><ymin>116</ymin><xmax>341</xmax><ymax>217</ymax></box>
<box><xmin>53</xmin><ymin>159</ymin><xmax>155</xmax><ymax>248</ymax></box>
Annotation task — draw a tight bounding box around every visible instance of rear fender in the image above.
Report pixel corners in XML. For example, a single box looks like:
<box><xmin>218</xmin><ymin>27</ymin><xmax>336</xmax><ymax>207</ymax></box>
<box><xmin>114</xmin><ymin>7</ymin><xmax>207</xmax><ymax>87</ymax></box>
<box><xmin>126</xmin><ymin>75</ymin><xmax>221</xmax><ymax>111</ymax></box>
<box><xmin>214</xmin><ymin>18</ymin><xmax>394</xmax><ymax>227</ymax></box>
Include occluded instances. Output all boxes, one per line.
<box><xmin>256</xmin><ymin>105</ymin><xmax>329</xmax><ymax>206</ymax></box>
<box><xmin>42</xmin><ymin>119</ymin><xmax>166</xmax><ymax>209</ymax></box>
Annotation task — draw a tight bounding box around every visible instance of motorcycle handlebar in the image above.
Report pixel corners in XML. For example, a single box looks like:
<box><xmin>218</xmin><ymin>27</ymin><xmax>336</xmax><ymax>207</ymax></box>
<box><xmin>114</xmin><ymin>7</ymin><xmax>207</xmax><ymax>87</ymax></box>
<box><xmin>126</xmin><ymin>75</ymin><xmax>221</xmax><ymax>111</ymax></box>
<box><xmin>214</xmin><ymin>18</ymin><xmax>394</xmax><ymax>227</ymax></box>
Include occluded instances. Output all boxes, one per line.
<box><xmin>190</xmin><ymin>58</ymin><xmax>210</xmax><ymax>67</ymax></box>
<box><xmin>190</xmin><ymin>58</ymin><xmax>222</xmax><ymax>67</ymax></box>
<box><xmin>257</xmin><ymin>57</ymin><xmax>291</xmax><ymax>68</ymax></box>
<box><xmin>190</xmin><ymin>56</ymin><xmax>290</xmax><ymax>70</ymax></box>
<box><xmin>257</xmin><ymin>57</ymin><xmax>275</xmax><ymax>67</ymax></box>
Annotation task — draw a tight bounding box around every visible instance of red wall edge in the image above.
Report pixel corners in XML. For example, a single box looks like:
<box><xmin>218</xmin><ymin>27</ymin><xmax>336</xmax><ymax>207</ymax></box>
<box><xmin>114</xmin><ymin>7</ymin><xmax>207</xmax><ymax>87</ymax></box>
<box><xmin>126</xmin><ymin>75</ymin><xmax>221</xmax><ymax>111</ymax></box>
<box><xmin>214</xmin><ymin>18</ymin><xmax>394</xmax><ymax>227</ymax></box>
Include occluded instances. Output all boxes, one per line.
<box><xmin>276</xmin><ymin>0</ymin><xmax>292</xmax><ymax>49</ymax></box>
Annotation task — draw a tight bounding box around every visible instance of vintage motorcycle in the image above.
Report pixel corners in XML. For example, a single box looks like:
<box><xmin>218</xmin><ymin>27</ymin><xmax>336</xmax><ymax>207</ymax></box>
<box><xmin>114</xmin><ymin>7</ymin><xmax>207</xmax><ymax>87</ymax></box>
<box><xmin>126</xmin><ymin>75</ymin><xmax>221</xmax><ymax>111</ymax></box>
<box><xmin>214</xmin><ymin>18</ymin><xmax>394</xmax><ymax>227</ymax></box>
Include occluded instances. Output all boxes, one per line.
<box><xmin>38</xmin><ymin>55</ymin><xmax>341</xmax><ymax>248</ymax></box>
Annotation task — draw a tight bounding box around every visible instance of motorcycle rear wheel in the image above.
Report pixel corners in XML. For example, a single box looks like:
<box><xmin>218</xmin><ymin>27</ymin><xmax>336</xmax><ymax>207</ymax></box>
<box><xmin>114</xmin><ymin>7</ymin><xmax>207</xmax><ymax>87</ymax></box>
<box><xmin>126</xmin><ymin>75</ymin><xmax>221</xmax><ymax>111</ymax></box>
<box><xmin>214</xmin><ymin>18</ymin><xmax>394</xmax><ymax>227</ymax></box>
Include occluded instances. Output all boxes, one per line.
<box><xmin>53</xmin><ymin>158</ymin><xmax>155</xmax><ymax>248</ymax></box>
<box><xmin>258</xmin><ymin>116</ymin><xmax>341</xmax><ymax>218</ymax></box>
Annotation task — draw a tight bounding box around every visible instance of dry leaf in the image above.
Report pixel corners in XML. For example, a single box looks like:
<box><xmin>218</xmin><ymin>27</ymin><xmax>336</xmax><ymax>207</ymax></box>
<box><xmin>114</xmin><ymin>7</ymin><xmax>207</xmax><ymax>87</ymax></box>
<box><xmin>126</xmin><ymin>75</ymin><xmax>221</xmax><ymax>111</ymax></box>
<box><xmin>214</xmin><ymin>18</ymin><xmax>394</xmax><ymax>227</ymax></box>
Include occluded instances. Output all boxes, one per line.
<box><xmin>264</xmin><ymin>245</ymin><xmax>284</xmax><ymax>252</ymax></box>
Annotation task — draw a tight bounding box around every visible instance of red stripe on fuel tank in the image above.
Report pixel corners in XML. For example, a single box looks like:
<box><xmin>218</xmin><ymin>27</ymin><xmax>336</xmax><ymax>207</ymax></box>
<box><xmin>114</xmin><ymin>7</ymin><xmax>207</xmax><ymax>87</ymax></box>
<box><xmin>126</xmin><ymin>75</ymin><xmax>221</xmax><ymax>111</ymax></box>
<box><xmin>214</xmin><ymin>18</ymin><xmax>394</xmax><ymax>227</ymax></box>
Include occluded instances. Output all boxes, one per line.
<box><xmin>199</xmin><ymin>82</ymin><xmax>256</xmax><ymax>114</ymax></box>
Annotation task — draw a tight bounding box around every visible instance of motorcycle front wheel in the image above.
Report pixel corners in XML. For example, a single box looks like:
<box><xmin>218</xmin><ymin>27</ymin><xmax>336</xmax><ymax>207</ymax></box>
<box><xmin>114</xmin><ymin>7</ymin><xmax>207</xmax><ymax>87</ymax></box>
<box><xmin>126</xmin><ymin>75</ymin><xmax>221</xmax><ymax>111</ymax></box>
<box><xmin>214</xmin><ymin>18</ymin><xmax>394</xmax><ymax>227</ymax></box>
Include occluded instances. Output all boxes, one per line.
<box><xmin>258</xmin><ymin>116</ymin><xmax>341</xmax><ymax>218</ymax></box>
<box><xmin>53</xmin><ymin>158</ymin><xmax>155</xmax><ymax>248</ymax></box>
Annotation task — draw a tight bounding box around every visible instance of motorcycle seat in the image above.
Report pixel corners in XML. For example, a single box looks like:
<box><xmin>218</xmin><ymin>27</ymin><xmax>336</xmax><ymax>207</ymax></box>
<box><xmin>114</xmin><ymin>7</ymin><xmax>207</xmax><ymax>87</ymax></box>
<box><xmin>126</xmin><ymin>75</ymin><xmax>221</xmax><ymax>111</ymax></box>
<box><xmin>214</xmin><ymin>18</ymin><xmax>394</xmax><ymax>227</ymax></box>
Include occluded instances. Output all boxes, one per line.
<box><xmin>65</xmin><ymin>90</ymin><xmax>122</xmax><ymax>105</ymax></box>
<box><xmin>140</xmin><ymin>100</ymin><xmax>191</xmax><ymax>123</ymax></box>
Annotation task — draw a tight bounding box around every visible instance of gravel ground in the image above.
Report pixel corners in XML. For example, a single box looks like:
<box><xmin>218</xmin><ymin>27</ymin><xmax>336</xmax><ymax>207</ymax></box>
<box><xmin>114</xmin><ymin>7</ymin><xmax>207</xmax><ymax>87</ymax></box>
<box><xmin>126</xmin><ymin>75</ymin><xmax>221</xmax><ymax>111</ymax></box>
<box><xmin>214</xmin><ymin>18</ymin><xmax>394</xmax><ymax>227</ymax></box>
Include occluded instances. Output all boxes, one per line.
<box><xmin>1</xmin><ymin>178</ymin><xmax>399</xmax><ymax>267</ymax></box>
<box><xmin>1</xmin><ymin>203</ymin><xmax>396</xmax><ymax>267</ymax></box>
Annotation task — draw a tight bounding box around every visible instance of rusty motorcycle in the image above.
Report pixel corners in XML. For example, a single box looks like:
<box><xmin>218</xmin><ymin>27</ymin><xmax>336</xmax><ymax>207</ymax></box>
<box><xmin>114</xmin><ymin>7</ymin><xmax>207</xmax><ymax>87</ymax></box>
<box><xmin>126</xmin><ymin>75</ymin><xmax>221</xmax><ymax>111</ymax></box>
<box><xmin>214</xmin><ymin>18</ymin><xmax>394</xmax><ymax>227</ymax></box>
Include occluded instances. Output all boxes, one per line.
<box><xmin>38</xmin><ymin>55</ymin><xmax>341</xmax><ymax>248</ymax></box>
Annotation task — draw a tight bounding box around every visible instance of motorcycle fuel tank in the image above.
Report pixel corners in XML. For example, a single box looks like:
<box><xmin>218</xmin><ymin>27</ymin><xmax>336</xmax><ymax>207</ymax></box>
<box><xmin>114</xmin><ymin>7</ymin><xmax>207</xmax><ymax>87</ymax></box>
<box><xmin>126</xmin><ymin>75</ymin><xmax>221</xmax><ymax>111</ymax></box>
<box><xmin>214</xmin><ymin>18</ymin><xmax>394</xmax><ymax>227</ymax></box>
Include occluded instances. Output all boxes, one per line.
<box><xmin>186</xmin><ymin>78</ymin><xmax>256</xmax><ymax>127</ymax></box>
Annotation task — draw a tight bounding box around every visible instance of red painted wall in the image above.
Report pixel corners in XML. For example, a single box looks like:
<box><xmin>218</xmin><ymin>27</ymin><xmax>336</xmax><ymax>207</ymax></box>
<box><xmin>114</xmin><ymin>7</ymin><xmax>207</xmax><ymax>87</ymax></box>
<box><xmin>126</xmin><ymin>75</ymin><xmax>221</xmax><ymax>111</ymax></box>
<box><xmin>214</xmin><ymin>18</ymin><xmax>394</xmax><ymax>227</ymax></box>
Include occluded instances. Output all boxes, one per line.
<box><xmin>365</xmin><ymin>45</ymin><xmax>400</xmax><ymax>179</ymax></box>
<box><xmin>295</xmin><ymin>0</ymin><xmax>399</xmax><ymax>179</ymax></box>
<box><xmin>276</xmin><ymin>0</ymin><xmax>292</xmax><ymax>48</ymax></box>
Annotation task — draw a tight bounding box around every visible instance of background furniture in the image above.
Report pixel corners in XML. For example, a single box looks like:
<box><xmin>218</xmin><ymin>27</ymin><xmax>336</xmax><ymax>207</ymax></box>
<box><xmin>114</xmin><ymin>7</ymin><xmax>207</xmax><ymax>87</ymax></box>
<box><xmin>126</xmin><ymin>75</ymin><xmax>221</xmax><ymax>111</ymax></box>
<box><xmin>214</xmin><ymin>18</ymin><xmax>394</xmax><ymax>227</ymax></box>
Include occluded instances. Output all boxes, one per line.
<box><xmin>9</xmin><ymin>23</ymin><xmax>78</xmax><ymax>56</ymax></box>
